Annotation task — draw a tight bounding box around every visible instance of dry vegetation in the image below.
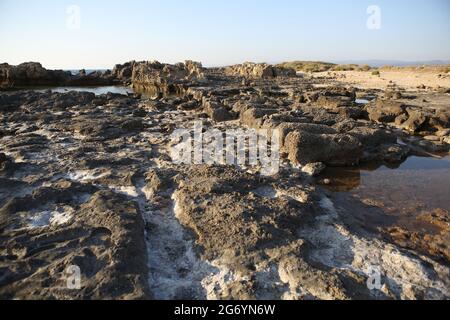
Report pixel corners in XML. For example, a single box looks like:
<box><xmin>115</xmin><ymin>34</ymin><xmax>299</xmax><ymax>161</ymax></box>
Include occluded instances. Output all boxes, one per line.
<box><xmin>379</xmin><ymin>64</ymin><xmax>450</xmax><ymax>73</ymax></box>
<box><xmin>278</xmin><ymin>61</ymin><xmax>450</xmax><ymax>75</ymax></box>
<box><xmin>277</xmin><ymin>61</ymin><xmax>372</xmax><ymax>73</ymax></box>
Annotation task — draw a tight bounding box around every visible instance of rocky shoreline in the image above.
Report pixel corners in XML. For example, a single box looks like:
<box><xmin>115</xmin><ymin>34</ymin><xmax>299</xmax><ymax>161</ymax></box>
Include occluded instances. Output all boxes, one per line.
<box><xmin>0</xmin><ymin>61</ymin><xmax>449</xmax><ymax>299</ymax></box>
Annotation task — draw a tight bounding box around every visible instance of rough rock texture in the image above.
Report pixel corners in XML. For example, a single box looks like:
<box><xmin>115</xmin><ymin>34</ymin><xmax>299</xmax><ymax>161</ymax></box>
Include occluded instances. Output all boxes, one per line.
<box><xmin>225</xmin><ymin>62</ymin><xmax>296</xmax><ymax>78</ymax></box>
<box><xmin>285</xmin><ymin>131</ymin><xmax>362</xmax><ymax>166</ymax></box>
<box><xmin>0</xmin><ymin>61</ymin><xmax>449</xmax><ymax>300</ymax></box>
<box><xmin>131</xmin><ymin>60</ymin><xmax>205</xmax><ymax>95</ymax></box>
<box><xmin>0</xmin><ymin>63</ymin><xmax>71</xmax><ymax>88</ymax></box>
<box><xmin>0</xmin><ymin>63</ymin><xmax>115</xmax><ymax>89</ymax></box>
<box><xmin>402</xmin><ymin>109</ymin><xmax>429</xmax><ymax>132</ymax></box>
<box><xmin>112</xmin><ymin>61</ymin><xmax>136</xmax><ymax>84</ymax></box>
<box><xmin>367</xmin><ymin>100</ymin><xmax>406</xmax><ymax>123</ymax></box>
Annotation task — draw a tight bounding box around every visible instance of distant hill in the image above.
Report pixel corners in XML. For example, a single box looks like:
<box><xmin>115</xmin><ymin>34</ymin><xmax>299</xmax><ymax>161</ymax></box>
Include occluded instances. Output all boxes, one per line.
<box><xmin>331</xmin><ymin>60</ymin><xmax>450</xmax><ymax>68</ymax></box>
<box><xmin>277</xmin><ymin>61</ymin><xmax>336</xmax><ymax>72</ymax></box>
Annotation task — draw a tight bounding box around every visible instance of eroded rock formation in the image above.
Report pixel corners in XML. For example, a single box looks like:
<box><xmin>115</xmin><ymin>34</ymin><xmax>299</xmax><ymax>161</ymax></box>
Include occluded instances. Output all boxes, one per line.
<box><xmin>0</xmin><ymin>60</ymin><xmax>449</xmax><ymax>300</ymax></box>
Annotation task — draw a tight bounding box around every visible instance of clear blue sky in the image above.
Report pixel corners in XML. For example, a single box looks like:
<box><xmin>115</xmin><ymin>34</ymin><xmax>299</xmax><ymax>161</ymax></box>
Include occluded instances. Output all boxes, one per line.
<box><xmin>1</xmin><ymin>0</ymin><xmax>449</xmax><ymax>69</ymax></box>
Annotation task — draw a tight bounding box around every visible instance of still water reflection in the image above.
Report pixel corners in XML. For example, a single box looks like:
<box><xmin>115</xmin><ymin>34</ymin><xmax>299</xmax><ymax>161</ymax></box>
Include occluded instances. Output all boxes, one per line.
<box><xmin>320</xmin><ymin>156</ymin><xmax>450</xmax><ymax>219</ymax></box>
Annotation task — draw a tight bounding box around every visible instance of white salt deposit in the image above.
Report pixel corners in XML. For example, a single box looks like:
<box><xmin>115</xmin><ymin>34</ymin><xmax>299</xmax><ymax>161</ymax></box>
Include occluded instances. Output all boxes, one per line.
<box><xmin>26</xmin><ymin>206</ymin><xmax>74</xmax><ymax>229</ymax></box>
<box><xmin>297</xmin><ymin>196</ymin><xmax>450</xmax><ymax>299</ymax></box>
<box><xmin>67</xmin><ymin>170</ymin><xmax>109</xmax><ymax>182</ymax></box>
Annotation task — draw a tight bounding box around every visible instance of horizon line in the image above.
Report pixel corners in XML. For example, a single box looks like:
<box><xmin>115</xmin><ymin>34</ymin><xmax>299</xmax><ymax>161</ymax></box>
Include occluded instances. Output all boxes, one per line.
<box><xmin>3</xmin><ymin>58</ymin><xmax>450</xmax><ymax>71</ymax></box>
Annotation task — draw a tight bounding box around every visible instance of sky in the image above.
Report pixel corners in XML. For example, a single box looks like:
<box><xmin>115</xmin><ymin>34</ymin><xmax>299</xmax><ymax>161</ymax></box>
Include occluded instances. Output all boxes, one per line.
<box><xmin>0</xmin><ymin>0</ymin><xmax>449</xmax><ymax>69</ymax></box>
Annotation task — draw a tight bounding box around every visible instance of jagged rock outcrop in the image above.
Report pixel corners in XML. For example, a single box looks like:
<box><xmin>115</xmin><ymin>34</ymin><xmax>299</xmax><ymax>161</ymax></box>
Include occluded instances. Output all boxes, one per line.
<box><xmin>112</xmin><ymin>61</ymin><xmax>136</xmax><ymax>84</ymax></box>
<box><xmin>0</xmin><ymin>63</ymin><xmax>115</xmax><ymax>89</ymax></box>
<box><xmin>131</xmin><ymin>60</ymin><xmax>205</xmax><ymax>95</ymax></box>
<box><xmin>0</xmin><ymin>62</ymin><xmax>71</xmax><ymax>88</ymax></box>
<box><xmin>402</xmin><ymin>108</ymin><xmax>430</xmax><ymax>132</ymax></box>
<box><xmin>225</xmin><ymin>62</ymin><xmax>296</xmax><ymax>78</ymax></box>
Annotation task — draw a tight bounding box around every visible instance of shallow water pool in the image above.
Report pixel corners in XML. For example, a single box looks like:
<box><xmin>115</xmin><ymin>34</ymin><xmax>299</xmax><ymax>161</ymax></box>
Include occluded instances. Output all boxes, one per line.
<box><xmin>34</xmin><ymin>86</ymin><xmax>135</xmax><ymax>96</ymax></box>
<box><xmin>320</xmin><ymin>155</ymin><xmax>450</xmax><ymax>235</ymax></box>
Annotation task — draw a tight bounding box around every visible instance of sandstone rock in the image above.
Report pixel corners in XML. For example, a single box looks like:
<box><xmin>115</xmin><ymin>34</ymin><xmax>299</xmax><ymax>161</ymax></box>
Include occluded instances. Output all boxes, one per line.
<box><xmin>0</xmin><ymin>62</ymin><xmax>71</xmax><ymax>88</ymax></box>
<box><xmin>113</xmin><ymin>61</ymin><xmax>135</xmax><ymax>82</ymax></box>
<box><xmin>225</xmin><ymin>62</ymin><xmax>295</xmax><ymax>79</ymax></box>
<box><xmin>240</xmin><ymin>107</ymin><xmax>278</xmax><ymax>128</ymax></box>
<box><xmin>0</xmin><ymin>62</ymin><xmax>117</xmax><ymax>89</ymax></box>
<box><xmin>278</xmin><ymin>255</ymin><xmax>349</xmax><ymax>300</ymax></box>
<box><xmin>2</xmin><ymin>61</ymin><xmax>449</xmax><ymax>301</ymax></box>
<box><xmin>402</xmin><ymin>109</ymin><xmax>428</xmax><ymax>132</ymax></box>
<box><xmin>367</xmin><ymin>100</ymin><xmax>406</xmax><ymax>123</ymax></box>
<box><xmin>348</xmin><ymin>126</ymin><xmax>397</xmax><ymax>147</ymax></box>
<box><xmin>0</xmin><ymin>188</ymin><xmax>149</xmax><ymax>299</ymax></box>
<box><xmin>275</xmin><ymin>122</ymin><xmax>334</xmax><ymax>148</ymax></box>
<box><xmin>361</xmin><ymin>143</ymin><xmax>410</xmax><ymax>163</ymax></box>
<box><xmin>395</xmin><ymin>114</ymin><xmax>409</xmax><ymax>126</ymax></box>
<box><xmin>333</xmin><ymin>119</ymin><xmax>358</xmax><ymax>133</ymax></box>
<box><xmin>316</xmin><ymin>95</ymin><xmax>353</xmax><ymax>110</ymax></box>
<box><xmin>338</xmin><ymin>107</ymin><xmax>366</xmax><ymax>120</ymax></box>
<box><xmin>131</xmin><ymin>60</ymin><xmax>204</xmax><ymax>95</ymax></box>
<box><xmin>261</xmin><ymin>113</ymin><xmax>310</xmax><ymax>129</ymax></box>
<box><xmin>285</xmin><ymin>131</ymin><xmax>362</xmax><ymax>166</ymax></box>
<box><xmin>203</xmin><ymin>100</ymin><xmax>234</xmax><ymax>122</ymax></box>
<box><xmin>429</xmin><ymin>109</ymin><xmax>450</xmax><ymax>130</ymax></box>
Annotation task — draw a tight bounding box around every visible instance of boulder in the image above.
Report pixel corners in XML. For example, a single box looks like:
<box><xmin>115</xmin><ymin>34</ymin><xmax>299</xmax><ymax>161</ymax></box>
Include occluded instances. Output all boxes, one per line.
<box><xmin>284</xmin><ymin>131</ymin><xmax>362</xmax><ymax>166</ymax></box>
<box><xmin>333</xmin><ymin>119</ymin><xmax>358</xmax><ymax>133</ymax></box>
<box><xmin>402</xmin><ymin>109</ymin><xmax>428</xmax><ymax>132</ymax></box>
<box><xmin>429</xmin><ymin>109</ymin><xmax>450</xmax><ymax>130</ymax></box>
<box><xmin>367</xmin><ymin>100</ymin><xmax>406</xmax><ymax>123</ymax></box>
<box><xmin>240</xmin><ymin>107</ymin><xmax>278</xmax><ymax>128</ymax></box>
<box><xmin>338</xmin><ymin>107</ymin><xmax>366</xmax><ymax>120</ymax></box>
<box><xmin>361</xmin><ymin>144</ymin><xmax>410</xmax><ymax>163</ymax></box>
<box><xmin>316</xmin><ymin>96</ymin><xmax>353</xmax><ymax>110</ymax></box>
<box><xmin>204</xmin><ymin>100</ymin><xmax>234</xmax><ymax>122</ymax></box>
<box><xmin>277</xmin><ymin>123</ymin><xmax>337</xmax><ymax>148</ymax></box>
<box><xmin>348</xmin><ymin>127</ymin><xmax>397</xmax><ymax>147</ymax></box>
<box><xmin>0</xmin><ymin>62</ymin><xmax>71</xmax><ymax>88</ymax></box>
